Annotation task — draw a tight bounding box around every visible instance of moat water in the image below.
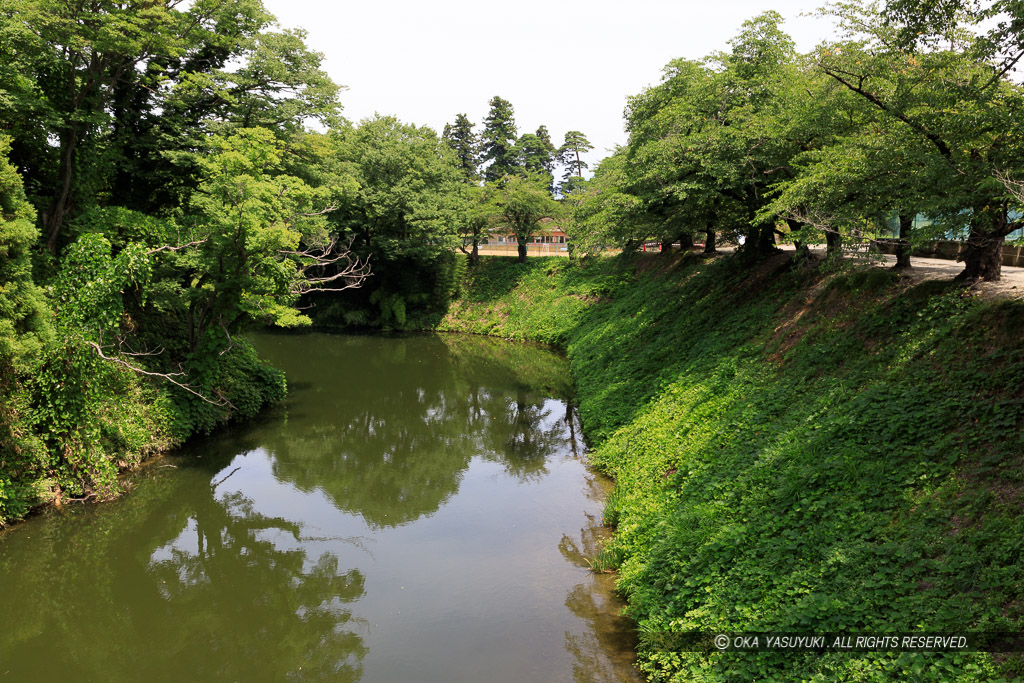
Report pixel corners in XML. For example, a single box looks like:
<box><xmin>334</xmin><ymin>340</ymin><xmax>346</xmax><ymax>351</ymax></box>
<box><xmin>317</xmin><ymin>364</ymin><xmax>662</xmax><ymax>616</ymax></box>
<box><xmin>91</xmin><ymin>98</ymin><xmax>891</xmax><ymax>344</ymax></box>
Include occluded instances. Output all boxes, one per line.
<box><xmin>0</xmin><ymin>332</ymin><xmax>639</xmax><ymax>682</ymax></box>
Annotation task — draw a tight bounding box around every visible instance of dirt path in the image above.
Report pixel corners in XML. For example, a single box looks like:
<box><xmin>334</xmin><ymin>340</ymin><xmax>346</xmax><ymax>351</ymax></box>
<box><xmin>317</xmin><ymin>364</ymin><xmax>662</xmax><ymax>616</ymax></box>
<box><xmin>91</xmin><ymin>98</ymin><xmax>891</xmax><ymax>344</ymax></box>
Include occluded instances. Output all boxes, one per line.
<box><xmin>471</xmin><ymin>242</ymin><xmax>1024</xmax><ymax>300</ymax></box>
<box><xmin>706</xmin><ymin>244</ymin><xmax>1024</xmax><ymax>300</ymax></box>
<box><xmin>837</xmin><ymin>250</ymin><xmax>1024</xmax><ymax>301</ymax></box>
<box><xmin>474</xmin><ymin>245</ymin><xmax>570</xmax><ymax>257</ymax></box>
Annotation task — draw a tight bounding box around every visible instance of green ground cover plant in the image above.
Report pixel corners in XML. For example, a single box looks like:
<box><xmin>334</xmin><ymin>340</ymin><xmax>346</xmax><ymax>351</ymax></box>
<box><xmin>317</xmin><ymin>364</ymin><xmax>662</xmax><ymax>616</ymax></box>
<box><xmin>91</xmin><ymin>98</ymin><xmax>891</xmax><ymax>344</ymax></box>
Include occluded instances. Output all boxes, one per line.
<box><xmin>440</xmin><ymin>252</ymin><xmax>1024</xmax><ymax>681</ymax></box>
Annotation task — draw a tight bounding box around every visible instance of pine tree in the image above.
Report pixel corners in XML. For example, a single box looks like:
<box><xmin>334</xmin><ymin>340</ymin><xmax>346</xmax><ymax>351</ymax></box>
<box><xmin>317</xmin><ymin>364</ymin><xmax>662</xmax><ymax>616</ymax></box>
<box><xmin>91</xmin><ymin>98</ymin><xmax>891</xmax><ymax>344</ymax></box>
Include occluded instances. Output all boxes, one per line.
<box><xmin>480</xmin><ymin>96</ymin><xmax>519</xmax><ymax>182</ymax></box>
<box><xmin>557</xmin><ymin>130</ymin><xmax>594</xmax><ymax>192</ymax></box>
<box><xmin>442</xmin><ymin>113</ymin><xmax>479</xmax><ymax>181</ymax></box>
<box><xmin>533</xmin><ymin>125</ymin><xmax>557</xmax><ymax>175</ymax></box>
<box><xmin>514</xmin><ymin>127</ymin><xmax>557</xmax><ymax>193</ymax></box>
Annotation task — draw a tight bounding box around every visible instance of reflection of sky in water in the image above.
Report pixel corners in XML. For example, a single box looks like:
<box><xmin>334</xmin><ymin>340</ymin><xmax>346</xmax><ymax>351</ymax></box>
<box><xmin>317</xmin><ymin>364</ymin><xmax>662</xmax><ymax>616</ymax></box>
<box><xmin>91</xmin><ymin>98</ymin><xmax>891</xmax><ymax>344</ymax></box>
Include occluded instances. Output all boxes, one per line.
<box><xmin>151</xmin><ymin>448</ymin><xmax>375</xmax><ymax>577</ymax></box>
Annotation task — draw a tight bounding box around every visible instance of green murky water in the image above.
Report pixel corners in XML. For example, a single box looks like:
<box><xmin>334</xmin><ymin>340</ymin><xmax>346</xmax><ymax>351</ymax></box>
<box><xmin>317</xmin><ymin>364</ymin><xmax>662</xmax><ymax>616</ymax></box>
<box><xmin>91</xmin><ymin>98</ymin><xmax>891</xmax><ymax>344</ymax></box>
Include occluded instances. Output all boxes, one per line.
<box><xmin>0</xmin><ymin>333</ymin><xmax>639</xmax><ymax>682</ymax></box>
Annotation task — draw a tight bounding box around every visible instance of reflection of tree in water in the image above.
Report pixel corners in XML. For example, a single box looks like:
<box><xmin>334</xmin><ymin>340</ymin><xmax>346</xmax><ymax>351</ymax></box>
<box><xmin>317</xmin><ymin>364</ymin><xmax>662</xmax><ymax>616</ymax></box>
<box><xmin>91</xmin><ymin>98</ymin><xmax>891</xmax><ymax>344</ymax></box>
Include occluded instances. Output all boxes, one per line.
<box><xmin>262</xmin><ymin>355</ymin><xmax>478</xmax><ymax>528</ymax></box>
<box><xmin>0</xmin><ymin>333</ymin><xmax>595</xmax><ymax>681</ymax></box>
<box><xmin>558</xmin><ymin>512</ymin><xmax>610</xmax><ymax>569</ymax></box>
<box><xmin>563</xmin><ymin>580</ymin><xmax>641</xmax><ymax>683</ymax></box>
<box><xmin>255</xmin><ymin>333</ymin><xmax>579</xmax><ymax>527</ymax></box>
<box><xmin>478</xmin><ymin>392</ymin><xmax>572</xmax><ymax>481</ymax></box>
<box><xmin>559</xmin><ymin>510</ymin><xmax>642</xmax><ymax>683</ymax></box>
<box><xmin>146</xmin><ymin>482</ymin><xmax>367</xmax><ymax>682</ymax></box>
<box><xmin>439</xmin><ymin>333</ymin><xmax>575</xmax><ymax>399</ymax></box>
<box><xmin>442</xmin><ymin>334</ymin><xmax>579</xmax><ymax>479</ymax></box>
<box><xmin>0</xmin><ymin>464</ymin><xmax>368</xmax><ymax>682</ymax></box>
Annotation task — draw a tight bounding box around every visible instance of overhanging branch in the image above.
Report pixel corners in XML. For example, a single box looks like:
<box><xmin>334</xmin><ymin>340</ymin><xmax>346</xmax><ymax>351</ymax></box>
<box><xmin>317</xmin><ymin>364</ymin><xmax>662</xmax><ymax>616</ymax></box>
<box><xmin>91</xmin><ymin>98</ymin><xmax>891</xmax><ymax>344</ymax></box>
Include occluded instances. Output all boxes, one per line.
<box><xmin>86</xmin><ymin>341</ymin><xmax>233</xmax><ymax>408</ymax></box>
<box><xmin>282</xmin><ymin>236</ymin><xmax>372</xmax><ymax>294</ymax></box>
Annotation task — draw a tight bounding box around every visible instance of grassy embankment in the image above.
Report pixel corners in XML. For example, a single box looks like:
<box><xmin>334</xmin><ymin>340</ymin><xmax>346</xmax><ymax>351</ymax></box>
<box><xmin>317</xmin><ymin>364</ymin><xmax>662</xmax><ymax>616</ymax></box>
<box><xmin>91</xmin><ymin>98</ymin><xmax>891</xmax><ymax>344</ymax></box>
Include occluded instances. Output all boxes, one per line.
<box><xmin>439</xmin><ymin>252</ymin><xmax>1024</xmax><ymax>682</ymax></box>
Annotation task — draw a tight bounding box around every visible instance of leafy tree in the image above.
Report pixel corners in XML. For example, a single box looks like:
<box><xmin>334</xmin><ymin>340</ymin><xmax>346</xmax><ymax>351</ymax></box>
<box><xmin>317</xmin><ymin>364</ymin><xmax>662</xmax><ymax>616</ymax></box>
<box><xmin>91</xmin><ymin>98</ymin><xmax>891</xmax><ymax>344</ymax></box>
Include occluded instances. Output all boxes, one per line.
<box><xmin>884</xmin><ymin>0</ymin><xmax>1024</xmax><ymax>82</ymax></box>
<box><xmin>313</xmin><ymin>116</ymin><xmax>463</xmax><ymax>327</ymax></box>
<box><xmin>567</xmin><ymin>149</ymin><xmax>641</xmax><ymax>256</ymax></box>
<box><xmin>39</xmin><ymin>128</ymin><xmax>366</xmax><ymax>445</ymax></box>
<box><xmin>329</xmin><ymin>116</ymin><xmax>461</xmax><ymax>263</ymax></box>
<box><xmin>0</xmin><ymin>0</ymin><xmax>341</xmax><ymax>252</ymax></box>
<box><xmin>33</xmin><ymin>232</ymin><xmax>159</xmax><ymax>496</ymax></box>
<box><xmin>182</xmin><ymin>128</ymin><xmax>368</xmax><ymax>348</ymax></box>
<box><xmin>713</xmin><ymin>12</ymin><xmax>806</xmax><ymax>257</ymax></box>
<box><xmin>104</xmin><ymin>0</ymin><xmax>307</xmax><ymax>212</ymax></box>
<box><xmin>622</xmin><ymin>58</ymin><xmax>727</xmax><ymax>253</ymax></box>
<box><xmin>760</xmin><ymin>68</ymin><xmax>947</xmax><ymax>265</ymax></box>
<box><xmin>480</xmin><ymin>96</ymin><xmax>519</xmax><ymax>182</ymax></box>
<box><xmin>0</xmin><ymin>0</ymin><xmax>184</xmax><ymax>253</ymax></box>
<box><xmin>616</xmin><ymin>14</ymin><xmax>809</xmax><ymax>260</ymax></box>
<box><xmin>219</xmin><ymin>28</ymin><xmax>340</xmax><ymax>131</ymax></box>
<box><xmin>455</xmin><ymin>184</ymin><xmax>492</xmax><ymax>265</ymax></box>
<box><xmin>534</xmin><ymin>125</ymin><xmax>556</xmax><ymax>167</ymax></box>
<box><xmin>0</xmin><ymin>137</ymin><xmax>50</xmax><ymax>371</ymax></box>
<box><xmin>442</xmin><ymin>113</ymin><xmax>480</xmax><ymax>181</ymax></box>
<box><xmin>488</xmin><ymin>173</ymin><xmax>561</xmax><ymax>262</ymax></box>
<box><xmin>816</xmin><ymin>0</ymin><xmax>1024</xmax><ymax>281</ymax></box>
<box><xmin>622</xmin><ymin>54</ymin><xmax>775</xmax><ymax>254</ymax></box>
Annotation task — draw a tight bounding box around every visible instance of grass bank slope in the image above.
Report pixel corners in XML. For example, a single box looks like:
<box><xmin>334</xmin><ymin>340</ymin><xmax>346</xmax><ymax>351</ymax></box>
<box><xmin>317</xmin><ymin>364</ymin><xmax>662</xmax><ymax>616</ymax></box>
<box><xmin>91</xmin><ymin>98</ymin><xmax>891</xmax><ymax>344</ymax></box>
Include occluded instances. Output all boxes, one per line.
<box><xmin>440</xmin><ymin>253</ymin><xmax>1024</xmax><ymax>682</ymax></box>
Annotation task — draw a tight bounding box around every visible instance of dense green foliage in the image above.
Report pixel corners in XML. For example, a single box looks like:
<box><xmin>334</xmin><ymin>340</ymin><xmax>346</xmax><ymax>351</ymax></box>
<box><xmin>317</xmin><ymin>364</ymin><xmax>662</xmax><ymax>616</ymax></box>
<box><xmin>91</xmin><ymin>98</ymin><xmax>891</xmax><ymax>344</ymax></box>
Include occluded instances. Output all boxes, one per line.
<box><xmin>436</xmin><ymin>101</ymin><xmax>594</xmax><ymax>264</ymax></box>
<box><xmin>0</xmin><ymin>0</ymin><xmax>362</xmax><ymax>523</ymax></box>
<box><xmin>557</xmin><ymin>130</ymin><xmax>594</xmax><ymax>196</ymax></box>
<box><xmin>441</xmin><ymin>253</ymin><xmax>1024</xmax><ymax>681</ymax></box>
<box><xmin>480</xmin><ymin>96</ymin><xmax>520</xmax><ymax>183</ymax></box>
<box><xmin>0</xmin><ymin>136</ymin><xmax>53</xmax><ymax>519</ymax></box>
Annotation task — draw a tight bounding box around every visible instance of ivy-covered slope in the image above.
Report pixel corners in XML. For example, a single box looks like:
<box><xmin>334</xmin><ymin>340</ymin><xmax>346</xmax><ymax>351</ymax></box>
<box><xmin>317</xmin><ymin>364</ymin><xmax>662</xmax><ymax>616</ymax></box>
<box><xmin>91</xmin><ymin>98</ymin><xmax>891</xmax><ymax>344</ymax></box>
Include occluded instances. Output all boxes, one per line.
<box><xmin>440</xmin><ymin>253</ymin><xmax>1024</xmax><ymax>681</ymax></box>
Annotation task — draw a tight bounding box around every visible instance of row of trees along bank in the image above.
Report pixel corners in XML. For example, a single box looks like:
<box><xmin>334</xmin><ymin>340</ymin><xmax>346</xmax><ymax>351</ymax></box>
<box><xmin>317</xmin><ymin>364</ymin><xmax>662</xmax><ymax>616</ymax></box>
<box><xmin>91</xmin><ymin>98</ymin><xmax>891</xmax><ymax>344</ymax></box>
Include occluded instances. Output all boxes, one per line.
<box><xmin>567</xmin><ymin>0</ymin><xmax>1024</xmax><ymax>283</ymax></box>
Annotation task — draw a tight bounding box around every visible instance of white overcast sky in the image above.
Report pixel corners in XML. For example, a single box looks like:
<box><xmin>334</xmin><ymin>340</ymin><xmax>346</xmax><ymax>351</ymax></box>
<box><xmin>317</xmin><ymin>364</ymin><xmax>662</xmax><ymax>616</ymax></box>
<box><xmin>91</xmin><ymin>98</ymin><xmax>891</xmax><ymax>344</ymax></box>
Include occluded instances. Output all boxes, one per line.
<box><xmin>262</xmin><ymin>1</ymin><xmax>838</xmax><ymax>168</ymax></box>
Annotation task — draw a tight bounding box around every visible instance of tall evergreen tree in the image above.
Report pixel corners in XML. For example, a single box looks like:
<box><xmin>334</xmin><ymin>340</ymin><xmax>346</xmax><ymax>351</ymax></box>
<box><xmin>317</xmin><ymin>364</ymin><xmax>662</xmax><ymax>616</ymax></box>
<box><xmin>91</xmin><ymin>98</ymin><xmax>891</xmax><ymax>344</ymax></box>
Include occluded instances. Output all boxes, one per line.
<box><xmin>533</xmin><ymin>125</ymin><xmax>557</xmax><ymax>175</ymax></box>
<box><xmin>557</xmin><ymin>130</ymin><xmax>594</xmax><ymax>194</ymax></box>
<box><xmin>480</xmin><ymin>96</ymin><xmax>519</xmax><ymax>182</ymax></box>
<box><xmin>442</xmin><ymin>113</ymin><xmax>479</xmax><ymax>181</ymax></box>
<box><xmin>514</xmin><ymin>126</ymin><xmax>556</xmax><ymax>193</ymax></box>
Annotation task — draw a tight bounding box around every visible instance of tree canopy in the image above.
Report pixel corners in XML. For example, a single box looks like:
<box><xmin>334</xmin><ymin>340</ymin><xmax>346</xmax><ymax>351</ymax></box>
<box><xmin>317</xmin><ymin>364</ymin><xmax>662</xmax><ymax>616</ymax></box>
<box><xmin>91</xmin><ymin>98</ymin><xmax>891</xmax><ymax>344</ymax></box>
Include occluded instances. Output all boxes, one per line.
<box><xmin>565</xmin><ymin>3</ymin><xmax>1024</xmax><ymax>280</ymax></box>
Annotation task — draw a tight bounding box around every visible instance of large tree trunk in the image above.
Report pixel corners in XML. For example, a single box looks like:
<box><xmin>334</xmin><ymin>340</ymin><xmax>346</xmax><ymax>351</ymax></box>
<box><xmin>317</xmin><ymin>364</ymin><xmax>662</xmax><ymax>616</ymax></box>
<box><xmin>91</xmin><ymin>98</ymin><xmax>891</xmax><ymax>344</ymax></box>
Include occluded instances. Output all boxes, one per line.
<box><xmin>660</xmin><ymin>237</ymin><xmax>673</xmax><ymax>253</ymax></box>
<box><xmin>677</xmin><ymin>231</ymin><xmax>694</xmax><ymax>251</ymax></box>
<box><xmin>959</xmin><ymin>204</ymin><xmax>1012</xmax><ymax>282</ymax></box>
<box><xmin>757</xmin><ymin>224</ymin><xmax>778</xmax><ymax>255</ymax></box>
<box><xmin>470</xmin><ymin>240</ymin><xmax>479</xmax><ymax>265</ymax></box>
<box><xmin>517</xmin><ymin>239</ymin><xmax>528</xmax><ymax>263</ymax></box>
<box><xmin>958</xmin><ymin>227</ymin><xmax>1005</xmax><ymax>282</ymax></box>
<box><xmin>894</xmin><ymin>212</ymin><xmax>913</xmax><ymax>269</ymax></box>
<box><xmin>785</xmin><ymin>218</ymin><xmax>810</xmax><ymax>259</ymax></box>
<box><xmin>704</xmin><ymin>227</ymin><xmax>717</xmax><ymax>254</ymax></box>
<box><xmin>737</xmin><ymin>227</ymin><xmax>755</xmax><ymax>260</ymax></box>
<box><xmin>825</xmin><ymin>230</ymin><xmax>842</xmax><ymax>260</ymax></box>
<box><xmin>45</xmin><ymin>129</ymin><xmax>78</xmax><ymax>254</ymax></box>
<box><xmin>742</xmin><ymin>223</ymin><xmax>780</xmax><ymax>261</ymax></box>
